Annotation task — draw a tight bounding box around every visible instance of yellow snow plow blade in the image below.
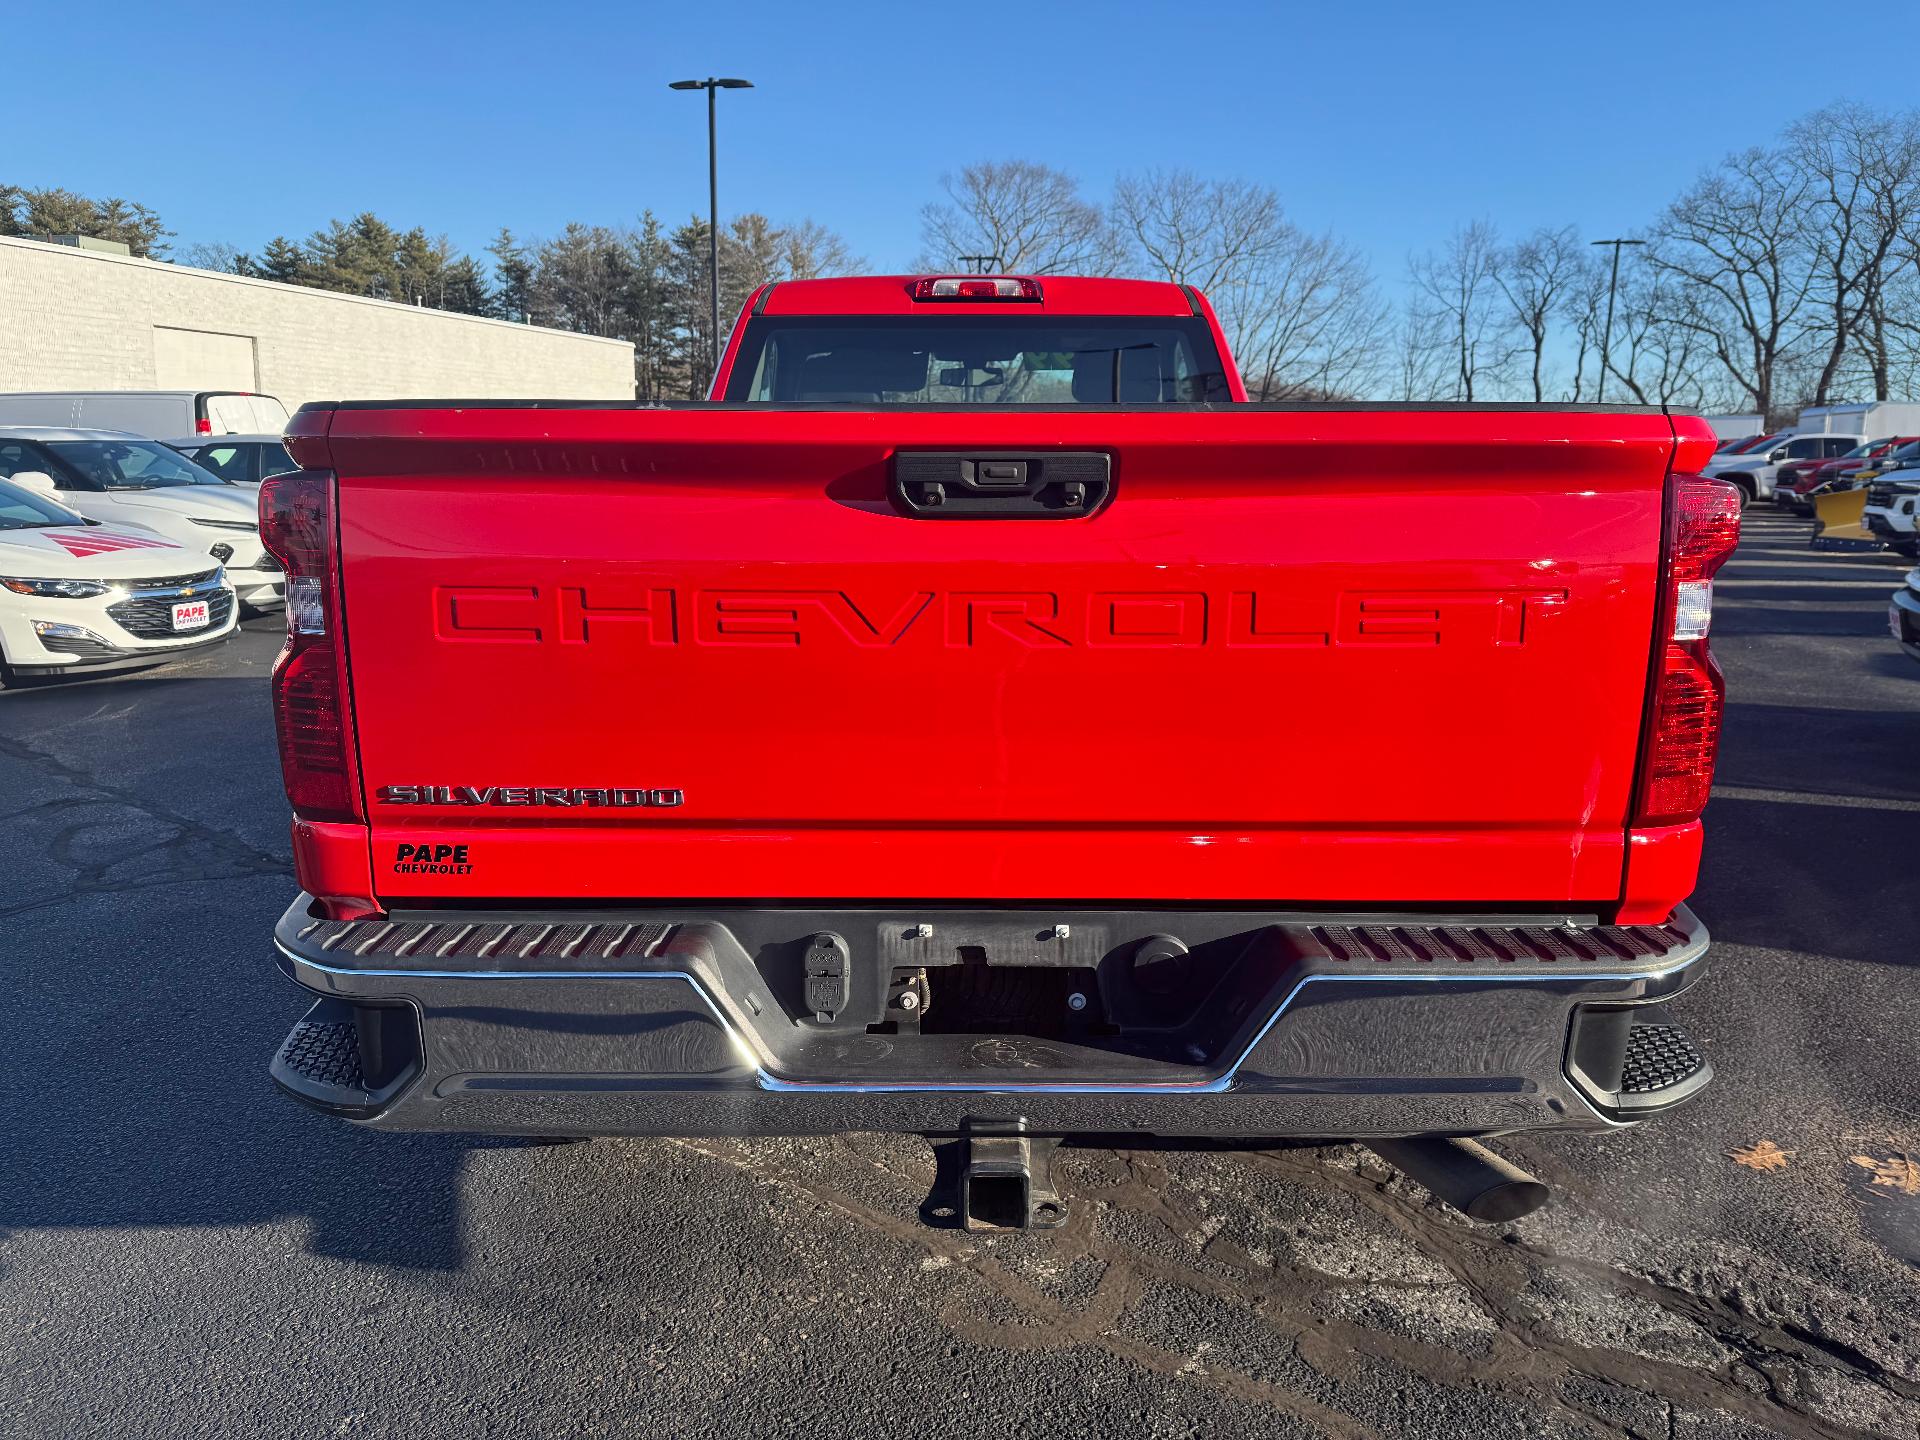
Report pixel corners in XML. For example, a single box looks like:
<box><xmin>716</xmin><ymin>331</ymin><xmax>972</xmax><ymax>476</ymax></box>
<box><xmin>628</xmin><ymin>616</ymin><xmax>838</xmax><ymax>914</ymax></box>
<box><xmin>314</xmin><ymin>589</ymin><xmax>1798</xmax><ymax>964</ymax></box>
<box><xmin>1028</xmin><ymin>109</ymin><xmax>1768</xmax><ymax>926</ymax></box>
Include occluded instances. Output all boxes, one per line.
<box><xmin>1811</xmin><ymin>487</ymin><xmax>1871</xmax><ymax>547</ymax></box>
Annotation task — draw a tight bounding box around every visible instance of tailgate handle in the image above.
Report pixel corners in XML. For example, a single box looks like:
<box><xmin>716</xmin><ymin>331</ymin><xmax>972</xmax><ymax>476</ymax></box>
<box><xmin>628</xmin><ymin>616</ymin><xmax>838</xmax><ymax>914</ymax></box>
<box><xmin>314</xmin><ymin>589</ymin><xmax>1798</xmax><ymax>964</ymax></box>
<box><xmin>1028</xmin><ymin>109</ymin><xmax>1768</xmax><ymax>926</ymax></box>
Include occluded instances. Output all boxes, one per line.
<box><xmin>892</xmin><ymin>452</ymin><xmax>1111</xmax><ymax>519</ymax></box>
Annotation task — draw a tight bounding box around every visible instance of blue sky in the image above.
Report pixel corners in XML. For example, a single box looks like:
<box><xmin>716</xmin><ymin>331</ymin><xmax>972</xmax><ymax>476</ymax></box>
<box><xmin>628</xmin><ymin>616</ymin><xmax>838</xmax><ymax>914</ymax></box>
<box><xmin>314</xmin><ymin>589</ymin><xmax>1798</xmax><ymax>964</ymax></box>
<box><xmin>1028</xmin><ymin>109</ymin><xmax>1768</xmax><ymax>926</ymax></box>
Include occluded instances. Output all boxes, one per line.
<box><xmin>11</xmin><ymin>0</ymin><xmax>1916</xmax><ymax>288</ymax></box>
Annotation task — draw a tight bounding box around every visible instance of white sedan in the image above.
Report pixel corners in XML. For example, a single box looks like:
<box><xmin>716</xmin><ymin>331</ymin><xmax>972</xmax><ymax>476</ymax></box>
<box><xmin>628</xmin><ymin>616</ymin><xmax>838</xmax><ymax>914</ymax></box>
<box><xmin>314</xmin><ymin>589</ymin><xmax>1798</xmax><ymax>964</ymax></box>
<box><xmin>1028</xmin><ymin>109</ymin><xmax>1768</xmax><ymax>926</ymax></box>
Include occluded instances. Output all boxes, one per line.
<box><xmin>0</xmin><ymin>476</ymin><xmax>238</xmax><ymax>683</ymax></box>
<box><xmin>0</xmin><ymin>427</ymin><xmax>282</xmax><ymax>612</ymax></box>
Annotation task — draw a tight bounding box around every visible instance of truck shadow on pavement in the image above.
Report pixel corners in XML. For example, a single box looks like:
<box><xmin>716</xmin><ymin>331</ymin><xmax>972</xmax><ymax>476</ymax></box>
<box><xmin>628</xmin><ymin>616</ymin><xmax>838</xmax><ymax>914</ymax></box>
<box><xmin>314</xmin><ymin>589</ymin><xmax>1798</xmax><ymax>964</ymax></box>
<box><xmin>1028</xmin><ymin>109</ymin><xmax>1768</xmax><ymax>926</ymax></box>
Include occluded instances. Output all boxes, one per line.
<box><xmin>0</xmin><ymin>900</ymin><xmax>490</xmax><ymax>1272</ymax></box>
<box><xmin>0</xmin><ymin>673</ymin><xmax>486</xmax><ymax>1273</ymax></box>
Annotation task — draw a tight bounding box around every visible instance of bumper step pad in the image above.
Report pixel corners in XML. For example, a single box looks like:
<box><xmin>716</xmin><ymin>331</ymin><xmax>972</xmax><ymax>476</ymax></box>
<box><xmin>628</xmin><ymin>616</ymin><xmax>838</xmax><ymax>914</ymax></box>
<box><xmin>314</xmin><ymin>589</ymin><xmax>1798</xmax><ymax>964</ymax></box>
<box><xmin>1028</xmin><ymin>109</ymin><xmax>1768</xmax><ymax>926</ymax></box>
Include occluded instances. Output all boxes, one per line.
<box><xmin>1566</xmin><ymin>1003</ymin><xmax>1713</xmax><ymax>1119</ymax></box>
<box><xmin>1621</xmin><ymin>1019</ymin><xmax>1708</xmax><ymax>1095</ymax></box>
<box><xmin>268</xmin><ymin>997</ymin><xmax>419</xmax><ymax>1119</ymax></box>
<box><xmin>275</xmin><ymin>1018</ymin><xmax>363</xmax><ymax>1090</ymax></box>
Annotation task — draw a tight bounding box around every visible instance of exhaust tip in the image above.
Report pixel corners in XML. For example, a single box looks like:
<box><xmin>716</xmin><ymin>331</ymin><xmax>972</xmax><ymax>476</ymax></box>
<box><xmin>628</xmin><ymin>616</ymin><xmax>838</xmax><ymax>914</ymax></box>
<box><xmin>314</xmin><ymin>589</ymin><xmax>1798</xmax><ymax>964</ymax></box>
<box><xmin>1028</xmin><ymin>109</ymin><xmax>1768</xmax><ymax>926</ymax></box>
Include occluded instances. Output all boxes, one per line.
<box><xmin>1462</xmin><ymin>1177</ymin><xmax>1552</xmax><ymax>1223</ymax></box>
<box><xmin>1367</xmin><ymin>1137</ymin><xmax>1551</xmax><ymax>1223</ymax></box>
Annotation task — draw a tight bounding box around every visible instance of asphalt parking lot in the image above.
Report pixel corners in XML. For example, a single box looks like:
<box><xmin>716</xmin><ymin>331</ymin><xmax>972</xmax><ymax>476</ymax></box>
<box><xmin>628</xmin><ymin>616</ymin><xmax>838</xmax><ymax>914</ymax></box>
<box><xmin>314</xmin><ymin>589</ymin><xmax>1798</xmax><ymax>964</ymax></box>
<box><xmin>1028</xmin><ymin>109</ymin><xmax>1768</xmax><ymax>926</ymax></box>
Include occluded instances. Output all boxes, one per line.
<box><xmin>3</xmin><ymin>511</ymin><xmax>1918</xmax><ymax>1440</ymax></box>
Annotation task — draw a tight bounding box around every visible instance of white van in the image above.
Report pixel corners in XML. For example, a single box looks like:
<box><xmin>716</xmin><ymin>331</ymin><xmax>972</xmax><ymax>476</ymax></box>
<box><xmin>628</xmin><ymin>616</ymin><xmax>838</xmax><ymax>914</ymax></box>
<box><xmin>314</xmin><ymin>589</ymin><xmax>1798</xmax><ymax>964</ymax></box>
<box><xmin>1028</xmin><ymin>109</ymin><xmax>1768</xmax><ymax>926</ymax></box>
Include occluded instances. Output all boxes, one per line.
<box><xmin>1795</xmin><ymin>401</ymin><xmax>1920</xmax><ymax>440</ymax></box>
<box><xmin>0</xmin><ymin>390</ymin><xmax>289</xmax><ymax>440</ymax></box>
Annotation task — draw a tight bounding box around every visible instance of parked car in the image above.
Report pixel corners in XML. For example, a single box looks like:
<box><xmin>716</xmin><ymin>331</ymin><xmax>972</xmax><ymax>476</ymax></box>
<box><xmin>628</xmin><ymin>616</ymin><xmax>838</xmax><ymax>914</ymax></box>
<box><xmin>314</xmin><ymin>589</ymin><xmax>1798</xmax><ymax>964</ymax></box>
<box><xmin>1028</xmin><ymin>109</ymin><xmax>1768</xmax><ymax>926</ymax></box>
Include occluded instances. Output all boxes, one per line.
<box><xmin>1701</xmin><ymin>432</ymin><xmax>1786</xmax><ymax>485</ymax></box>
<box><xmin>1709</xmin><ymin>431</ymin><xmax>1786</xmax><ymax>460</ymax></box>
<box><xmin>260</xmin><ymin>273</ymin><xmax>1736</xmax><ymax>1229</ymax></box>
<box><xmin>1846</xmin><ymin>440</ymin><xmax>1920</xmax><ymax>486</ymax></box>
<box><xmin>1775</xmin><ymin>438</ymin><xmax>1918</xmax><ymax>513</ymax></box>
<box><xmin>0</xmin><ymin>475</ymin><xmax>237</xmax><ymax>683</ymax></box>
<box><xmin>0</xmin><ymin>428</ymin><xmax>281</xmax><ymax>612</ymax></box>
<box><xmin>166</xmin><ymin>434</ymin><xmax>298</xmax><ymax>490</ymax></box>
<box><xmin>1708</xmin><ymin>431</ymin><xmax>1863</xmax><ymax>505</ymax></box>
<box><xmin>1864</xmin><ymin>478</ymin><xmax>1920</xmax><ymax>557</ymax></box>
<box><xmin>1891</xmin><ymin>565</ymin><xmax>1920</xmax><ymax>663</ymax></box>
<box><xmin>0</xmin><ymin>390</ymin><xmax>289</xmax><ymax>439</ymax></box>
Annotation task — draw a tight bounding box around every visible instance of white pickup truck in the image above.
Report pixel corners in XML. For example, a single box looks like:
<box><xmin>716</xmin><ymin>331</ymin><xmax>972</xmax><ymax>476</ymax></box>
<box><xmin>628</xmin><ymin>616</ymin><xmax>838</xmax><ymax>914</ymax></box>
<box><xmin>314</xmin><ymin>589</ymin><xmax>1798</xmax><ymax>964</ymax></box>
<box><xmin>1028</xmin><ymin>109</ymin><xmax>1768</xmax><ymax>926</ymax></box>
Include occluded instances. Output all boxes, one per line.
<box><xmin>1706</xmin><ymin>432</ymin><xmax>1862</xmax><ymax>505</ymax></box>
<box><xmin>1864</xmin><ymin>476</ymin><xmax>1920</xmax><ymax>557</ymax></box>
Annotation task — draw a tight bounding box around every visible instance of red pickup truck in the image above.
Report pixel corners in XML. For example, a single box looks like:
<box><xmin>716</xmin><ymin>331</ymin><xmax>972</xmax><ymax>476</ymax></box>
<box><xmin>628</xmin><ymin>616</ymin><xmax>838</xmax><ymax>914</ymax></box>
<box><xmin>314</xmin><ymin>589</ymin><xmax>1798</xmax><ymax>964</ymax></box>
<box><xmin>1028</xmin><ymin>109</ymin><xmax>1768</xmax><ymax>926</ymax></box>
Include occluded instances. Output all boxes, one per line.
<box><xmin>263</xmin><ymin>275</ymin><xmax>1736</xmax><ymax>1227</ymax></box>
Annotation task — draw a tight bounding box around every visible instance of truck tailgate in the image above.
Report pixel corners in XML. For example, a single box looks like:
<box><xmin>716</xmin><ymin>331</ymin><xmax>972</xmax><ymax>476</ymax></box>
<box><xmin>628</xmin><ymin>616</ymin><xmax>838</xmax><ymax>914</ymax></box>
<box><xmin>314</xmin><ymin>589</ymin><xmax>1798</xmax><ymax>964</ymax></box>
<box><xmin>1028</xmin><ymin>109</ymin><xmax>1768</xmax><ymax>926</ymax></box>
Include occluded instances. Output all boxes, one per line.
<box><xmin>320</xmin><ymin>406</ymin><xmax>1675</xmax><ymax>906</ymax></box>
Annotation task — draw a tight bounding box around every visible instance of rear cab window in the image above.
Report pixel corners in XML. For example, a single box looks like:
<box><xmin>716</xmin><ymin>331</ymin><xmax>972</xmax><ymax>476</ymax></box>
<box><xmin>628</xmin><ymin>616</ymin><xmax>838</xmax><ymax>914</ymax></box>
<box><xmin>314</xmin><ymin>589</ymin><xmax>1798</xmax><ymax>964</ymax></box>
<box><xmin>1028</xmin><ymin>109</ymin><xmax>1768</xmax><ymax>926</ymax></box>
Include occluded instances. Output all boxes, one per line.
<box><xmin>722</xmin><ymin>317</ymin><xmax>1233</xmax><ymax>404</ymax></box>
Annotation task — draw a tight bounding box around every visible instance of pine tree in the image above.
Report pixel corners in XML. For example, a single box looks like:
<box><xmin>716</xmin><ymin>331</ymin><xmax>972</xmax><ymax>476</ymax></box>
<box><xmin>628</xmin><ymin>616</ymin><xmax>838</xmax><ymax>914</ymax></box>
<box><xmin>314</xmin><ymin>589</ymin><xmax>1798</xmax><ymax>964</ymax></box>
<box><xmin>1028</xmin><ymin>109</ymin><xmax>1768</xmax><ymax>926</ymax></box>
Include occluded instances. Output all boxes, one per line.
<box><xmin>624</xmin><ymin>213</ymin><xmax>674</xmax><ymax>399</ymax></box>
<box><xmin>488</xmin><ymin>228</ymin><xmax>534</xmax><ymax>322</ymax></box>
<box><xmin>440</xmin><ymin>255</ymin><xmax>495</xmax><ymax>316</ymax></box>
<box><xmin>256</xmin><ymin>236</ymin><xmax>307</xmax><ymax>285</ymax></box>
<box><xmin>0</xmin><ymin>184</ymin><xmax>171</xmax><ymax>256</ymax></box>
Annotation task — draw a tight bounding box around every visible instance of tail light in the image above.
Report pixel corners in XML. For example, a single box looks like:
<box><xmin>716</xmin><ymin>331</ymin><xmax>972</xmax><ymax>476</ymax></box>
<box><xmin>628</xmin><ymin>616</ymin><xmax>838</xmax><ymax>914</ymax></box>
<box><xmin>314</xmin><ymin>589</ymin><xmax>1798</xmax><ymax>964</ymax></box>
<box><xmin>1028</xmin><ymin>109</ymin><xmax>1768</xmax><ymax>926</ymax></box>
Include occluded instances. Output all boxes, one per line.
<box><xmin>196</xmin><ymin>417</ymin><xmax>212</xmax><ymax>434</ymax></box>
<box><xmin>259</xmin><ymin>469</ymin><xmax>361</xmax><ymax>823</ymax></box>
<box><xmin>1632</xmin><ymin>474</ymin><xmax>1741</xmax><ymax>826</ymax></box>
<box><xmin>909</xmin><ymin>276</ymin><xmax>1043</xmax><ymax>301</ymax></box>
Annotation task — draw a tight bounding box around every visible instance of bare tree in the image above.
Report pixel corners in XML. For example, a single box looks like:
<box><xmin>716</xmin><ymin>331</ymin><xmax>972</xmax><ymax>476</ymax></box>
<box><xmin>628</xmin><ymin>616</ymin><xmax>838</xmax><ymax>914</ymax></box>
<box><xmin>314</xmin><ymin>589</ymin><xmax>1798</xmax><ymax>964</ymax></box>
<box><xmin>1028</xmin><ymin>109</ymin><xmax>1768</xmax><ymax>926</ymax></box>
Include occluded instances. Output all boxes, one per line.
<box><xmin>531</xmin><ymin>223</ymin><xmax>634</xmax><ymax>338</ymax></box>
<box><xmin>1876</xmin><ymin>250</ymin><xmax>1920</xmax><ymax>400</ymax></box>
<box><xmin>1111</xmin><ymin>170</ymin><xmax>1279</xmax><ymax>291</ymax></box>
<box><xmin>1496</xmin><ymin>225</ymin><xmax>1584</xmax><ymax>401</ymax></box>
<box><xmin>778</xmin><ymin>218</ymin><xmax>861</xmax><ymax>280</ymax></box>
<box><xmin>1408</xmin><ymin>221</ymin><xmax>1517</xmax><ymax>401</ymax></box>
<box><xmin>1229</xmin><ymin>231</ymin><xmax>1385</xmax><ymax>400</ymax></box>
<box><xmin>1879</xmin><ymin>148</ymin><xmax>1920</xmax><ymax>398</ymax></box>
<box><xmin>177</xmin><ymin>240</ymin><xmax>254</xmax><ymax>275</ymax></box>
<box><xmin>1387</xmin><ymin>303</ymin><xmax>1453</xmax><ymax>402</ymax></box>
<box><xmin>1787</xmin><ymin>104</ymin><xmax>1920</xmax><ymax>403</ymax></box>
<box><xmin>1561</xmin><ymin>257</ymin><xmax>1610</xmax><ymax>401</ymax></box>
<box><xmin>1598</xmin><ymin>261</ymin><xmax>1719</xmax><ymax>409</ymax></box>
<box><xmin>1648</xmin><ymin>146</ymin><xmax>1816</xmax><ymax>418</ymax></box>
<box><xmin>918</xmin><ymin>161</ymin><xmax>1115</xmax><ymax>275</ymax></box>
<box><xmin>1112</xmin><ymin>169</ymin><xmax>1383</xmax><ymax>399</ymax></box>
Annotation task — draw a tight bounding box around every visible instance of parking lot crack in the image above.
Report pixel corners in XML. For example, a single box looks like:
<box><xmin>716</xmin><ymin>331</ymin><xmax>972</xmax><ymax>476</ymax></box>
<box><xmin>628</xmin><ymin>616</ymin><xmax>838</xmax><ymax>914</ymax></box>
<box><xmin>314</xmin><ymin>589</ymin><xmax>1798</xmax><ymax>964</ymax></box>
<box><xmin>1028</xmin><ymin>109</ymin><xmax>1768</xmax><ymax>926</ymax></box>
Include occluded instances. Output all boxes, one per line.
<box><xmin>0</xmin><ymin>731</ymin><xmax>291</xmax><ymax>913</ymax></box>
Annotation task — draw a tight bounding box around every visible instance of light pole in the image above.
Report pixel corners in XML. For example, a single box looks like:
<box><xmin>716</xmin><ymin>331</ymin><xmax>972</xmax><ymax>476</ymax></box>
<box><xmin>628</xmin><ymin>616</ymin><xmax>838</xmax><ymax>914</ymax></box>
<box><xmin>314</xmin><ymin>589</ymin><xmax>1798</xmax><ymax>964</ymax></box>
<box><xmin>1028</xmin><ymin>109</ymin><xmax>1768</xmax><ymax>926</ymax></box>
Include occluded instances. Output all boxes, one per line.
<box><xmin>669</xmin><ymin>76</ymin><xmax>753</xmax><ymax>389</ymax></box>
<box><xmin>1589</xmin><ymin>237</ymin><xmax>1646</xmax><ymax>402</ymax></box>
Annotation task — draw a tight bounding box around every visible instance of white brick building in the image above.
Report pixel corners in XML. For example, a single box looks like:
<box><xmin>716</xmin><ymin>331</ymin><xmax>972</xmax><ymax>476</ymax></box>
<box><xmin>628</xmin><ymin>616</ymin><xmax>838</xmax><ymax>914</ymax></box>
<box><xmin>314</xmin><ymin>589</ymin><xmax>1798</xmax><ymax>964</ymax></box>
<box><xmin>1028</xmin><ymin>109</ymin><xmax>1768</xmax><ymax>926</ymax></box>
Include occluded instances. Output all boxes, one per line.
<box><xmin>0</xmin><ymin>235</ymin><xmax>635</xmax><ymax>412</ymax></box>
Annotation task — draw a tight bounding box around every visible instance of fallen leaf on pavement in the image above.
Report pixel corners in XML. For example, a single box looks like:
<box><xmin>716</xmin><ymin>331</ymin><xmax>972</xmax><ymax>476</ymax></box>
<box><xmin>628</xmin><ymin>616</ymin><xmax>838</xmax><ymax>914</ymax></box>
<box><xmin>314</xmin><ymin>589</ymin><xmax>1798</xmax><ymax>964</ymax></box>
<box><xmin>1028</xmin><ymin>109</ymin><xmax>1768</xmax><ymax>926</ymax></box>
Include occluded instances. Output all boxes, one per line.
<box><xmin>1850</xmin><ymin>1152</ymin><xmax>1920</xmax><ymax>1196</ymax></box>
<box><xmin>1730</xmin><ymin>1140</ymin><xmax>1793</xmax><ymax>1172</ymax></box>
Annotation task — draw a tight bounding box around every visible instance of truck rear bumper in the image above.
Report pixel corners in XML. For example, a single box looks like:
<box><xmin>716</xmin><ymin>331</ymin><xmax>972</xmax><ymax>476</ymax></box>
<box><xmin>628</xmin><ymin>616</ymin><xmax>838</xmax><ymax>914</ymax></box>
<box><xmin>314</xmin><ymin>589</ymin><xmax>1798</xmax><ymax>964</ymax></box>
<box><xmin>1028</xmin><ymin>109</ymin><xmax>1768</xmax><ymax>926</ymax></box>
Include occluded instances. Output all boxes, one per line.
<box><xmin>269</xmin><ymin>896</ymin><xmax>1712</xmax><ymax>1140</ymax></box>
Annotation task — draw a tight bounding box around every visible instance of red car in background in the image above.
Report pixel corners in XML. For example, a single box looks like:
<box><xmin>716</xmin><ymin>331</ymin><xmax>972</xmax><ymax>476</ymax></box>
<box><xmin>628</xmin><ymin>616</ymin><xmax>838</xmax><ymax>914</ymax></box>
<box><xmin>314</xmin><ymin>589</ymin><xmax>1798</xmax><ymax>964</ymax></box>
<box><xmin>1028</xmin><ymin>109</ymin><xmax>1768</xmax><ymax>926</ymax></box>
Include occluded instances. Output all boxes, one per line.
<box><xmin>1775</xmin><ymin>437</ymin><xmax>1916</xmax><ymax>512</ymax></box>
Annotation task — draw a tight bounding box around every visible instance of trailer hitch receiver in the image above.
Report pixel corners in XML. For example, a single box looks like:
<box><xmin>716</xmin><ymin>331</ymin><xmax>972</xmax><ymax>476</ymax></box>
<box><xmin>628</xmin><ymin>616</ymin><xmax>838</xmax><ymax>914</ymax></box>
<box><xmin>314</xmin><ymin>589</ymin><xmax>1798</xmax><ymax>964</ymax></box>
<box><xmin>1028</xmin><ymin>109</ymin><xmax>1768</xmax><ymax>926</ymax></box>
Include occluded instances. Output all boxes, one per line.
<box><xmin>957</xmin><ymin>1121</ymin><xmax>1067</xmax><ymax>1231</ymax></box>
